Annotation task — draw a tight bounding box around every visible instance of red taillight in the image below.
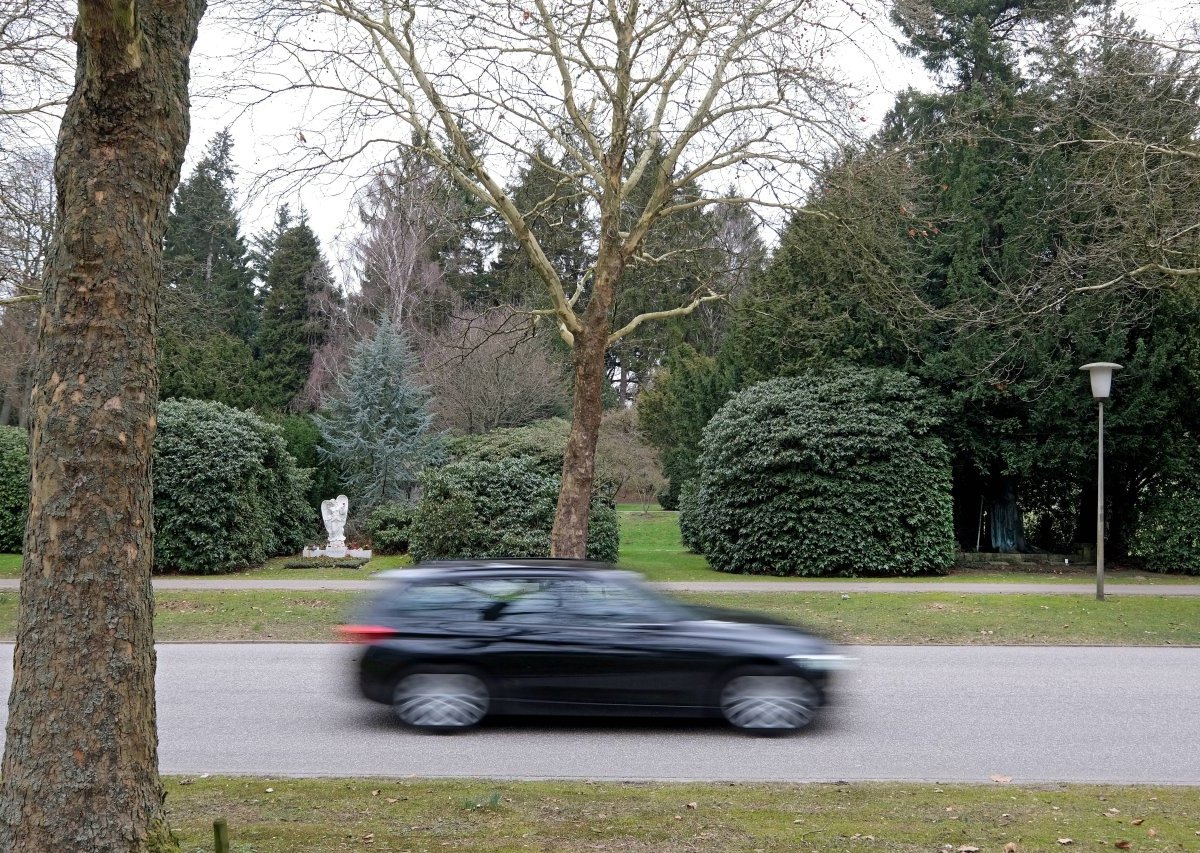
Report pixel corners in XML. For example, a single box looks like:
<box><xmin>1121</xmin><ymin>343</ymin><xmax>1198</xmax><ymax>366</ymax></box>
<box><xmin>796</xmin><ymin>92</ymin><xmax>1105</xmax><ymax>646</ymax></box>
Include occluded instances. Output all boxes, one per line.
<box><xmin>337</xmin><ymin>625</ymin><xmax>399</xmax><ymax>643</ymax></box>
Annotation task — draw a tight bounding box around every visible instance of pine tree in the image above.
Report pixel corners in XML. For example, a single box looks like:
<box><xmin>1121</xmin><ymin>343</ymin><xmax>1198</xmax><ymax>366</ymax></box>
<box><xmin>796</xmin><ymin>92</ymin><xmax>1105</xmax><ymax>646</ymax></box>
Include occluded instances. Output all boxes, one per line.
<box><xmin>162</xmin><ymin>130</ymin><xmax>257</xmax><ymax>340</ymax></box>
<box><xmin>254</xmin><ymin>216</ymin><xmax>339</xmax><ymax>411</ymax></box>
<box><xmin>311</xmin><ymin>316</ymin><xmax>444</xmax><ymax>514</ymax></box>
<box><xmin>159</xmin><ymin>131</ymin><xmax>259</xmax><ymax>407</ymax></box>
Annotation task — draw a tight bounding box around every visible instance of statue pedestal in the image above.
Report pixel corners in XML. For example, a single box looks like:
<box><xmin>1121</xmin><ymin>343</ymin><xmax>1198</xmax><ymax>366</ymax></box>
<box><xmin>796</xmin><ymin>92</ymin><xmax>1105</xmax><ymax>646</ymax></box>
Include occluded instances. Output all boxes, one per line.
<box><xmin>302</xmin><ymin>546</ymin><xmax>373</xmax><ymax>559</ymax></box>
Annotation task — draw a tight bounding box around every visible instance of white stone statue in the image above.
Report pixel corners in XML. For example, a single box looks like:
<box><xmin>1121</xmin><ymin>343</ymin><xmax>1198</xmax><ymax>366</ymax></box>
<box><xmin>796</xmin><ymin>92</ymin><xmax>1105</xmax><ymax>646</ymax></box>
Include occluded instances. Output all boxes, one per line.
<box><xmin>320</xmin><ymin>494</ymin><xmax>349</xmax><ymax>549</ymax></box>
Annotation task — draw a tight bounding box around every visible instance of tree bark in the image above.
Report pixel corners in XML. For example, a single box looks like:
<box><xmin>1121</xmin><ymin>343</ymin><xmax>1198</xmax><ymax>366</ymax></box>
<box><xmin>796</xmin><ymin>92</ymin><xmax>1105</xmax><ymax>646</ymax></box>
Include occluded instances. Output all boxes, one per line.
<box><xmin>0</xmin><ymin>1</ymin><xmax>204</xmax><ymax>850</ymax></box>
<box><xmin>552</xmin><ymin>323</ymin><xmax>607</xmax><ymax>558</ymax></box>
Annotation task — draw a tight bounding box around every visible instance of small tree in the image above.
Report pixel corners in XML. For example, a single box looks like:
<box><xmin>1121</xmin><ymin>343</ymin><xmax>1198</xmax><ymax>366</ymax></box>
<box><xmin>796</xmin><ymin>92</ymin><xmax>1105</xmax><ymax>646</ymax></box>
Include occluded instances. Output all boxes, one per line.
<box><xmin>697</xmin><ymin>368</ymin><xmax>955</xmax><ymax>577</ymax></box>
<box><xmin>313</xmin><ymin>317</ymin><xmax>444</xmax><ymax>515</ymax></box>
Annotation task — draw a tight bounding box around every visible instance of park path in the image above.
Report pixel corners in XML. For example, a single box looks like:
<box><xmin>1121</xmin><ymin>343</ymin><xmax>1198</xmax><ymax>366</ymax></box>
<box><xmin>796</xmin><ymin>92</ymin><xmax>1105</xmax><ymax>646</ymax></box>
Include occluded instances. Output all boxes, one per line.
<box><xmin>1</xmin><ymin>578</ymin><xmax>1198</xmax><ymax>595</ymax></box>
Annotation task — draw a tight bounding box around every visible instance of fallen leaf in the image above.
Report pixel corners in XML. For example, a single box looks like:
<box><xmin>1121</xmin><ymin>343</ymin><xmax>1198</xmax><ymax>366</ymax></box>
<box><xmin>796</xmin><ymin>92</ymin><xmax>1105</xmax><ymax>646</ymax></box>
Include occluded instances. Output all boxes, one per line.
<box><xmin>178</xmin><ymin>779</ymin><xmax>194</xmax><ymax>786</ymax></box>
<box><xmin>673</xmin><ymin>815</ymin><xmax>682</xmax><ymax>820</ymax></box>
<box><xmin>386</xmin><ymin>798</ymin><xmax>399</xmax><ymax>804</ymax></box>
<box><xmin>990</xmin><ymin>774</ymin><xmax>1013</xmax><ymax>783</ymax></box>
<box><xmin>1115</xmin><ymin>841</ymin><xmax>1131</xmax><ymax>849</ymax></box>
<box><xmin>1131</xmin><ymin>819</ymin><xmax>1144</xmax><ymax>825</ymax></box>
<box><xmin>1005</xmin><ymin>844</ymin><xmax>1018</xmax><ymax>852</ymax></box>
<box><xmin>1107</xmin><ymin>808</ymin><xmax>1121</xmax><ymax>815</ymax></box>
<box><xmin>686</xmin><ymin>802</ymin><xmax>698</xmax><ymax>810</ymax></box>
<box><xmin>371</xmin><ymin>790</ymin><xmax>380</xmax><ymax>796</ymax></box>
<box><xmin>265</xmin><ymin>787</ymin><xmax>275</xmax><ymax>793</ymax></box>
<box><xmin>1057</xmin><ymin>840</ymin><xmax>1073</xmax><ymax>846</ymax></box>
<box><xmin>1148</xmin><ymin>829</ymin><xmax>1157</xmax><ymax>837</ymax></box>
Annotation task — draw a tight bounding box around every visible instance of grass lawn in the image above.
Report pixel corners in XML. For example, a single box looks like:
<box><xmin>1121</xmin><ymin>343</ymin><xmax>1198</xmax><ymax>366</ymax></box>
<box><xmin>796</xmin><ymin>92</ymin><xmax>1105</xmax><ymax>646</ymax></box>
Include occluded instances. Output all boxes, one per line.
<box><xmin>615</xmin><ymin>512</ymin><xmax>1200</xmax><ymax>585</ymax></box>
<box><xmin>163</xmin><ymin>776</ymin><xmax>1200</xmax><ymax>852</ymax></box>
<box><xmin>0</xmin><ymin>587</ymin><xmax>1194</xmax><ymax>645</ymax></box>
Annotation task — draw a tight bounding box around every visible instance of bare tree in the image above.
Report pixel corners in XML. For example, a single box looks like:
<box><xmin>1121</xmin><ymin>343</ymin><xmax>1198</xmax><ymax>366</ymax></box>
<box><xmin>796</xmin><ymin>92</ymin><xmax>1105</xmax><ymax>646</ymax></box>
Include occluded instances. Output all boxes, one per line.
<box><xmin>0</xmin><ymin>0</ymin><xmax>205</xmax><ymax>849</ymax></box>
<box><xmin>0</xmin><ymin>148</ymin><xmax>54</xmax><ymax>425</ymax></box>
<box><xmin>421</xmin><ymin>308</ymin><xmax>570</xmax><ymax>435</ymax></box>
<box><xmin>243</xmin><ymin>0</ymin><xmax>867</xmax><ymax>555</ymax></box>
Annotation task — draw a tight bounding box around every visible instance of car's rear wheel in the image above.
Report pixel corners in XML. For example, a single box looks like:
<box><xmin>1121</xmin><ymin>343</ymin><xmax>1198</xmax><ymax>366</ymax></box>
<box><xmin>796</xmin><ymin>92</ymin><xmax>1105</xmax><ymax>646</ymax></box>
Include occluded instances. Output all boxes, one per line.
<box><xmin>719</xmin><ymin>668</ymin><xmax>818</xmax><ymax>734</ymax></box>
<box><xmin>391</xmin><ymin>668</ymin><xmax>490</xmax><ymax>731</ymax></box>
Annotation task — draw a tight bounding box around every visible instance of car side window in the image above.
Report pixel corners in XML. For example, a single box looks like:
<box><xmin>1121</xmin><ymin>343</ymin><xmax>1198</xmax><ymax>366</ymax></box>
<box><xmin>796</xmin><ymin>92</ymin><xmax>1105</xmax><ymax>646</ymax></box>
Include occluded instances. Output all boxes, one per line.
<box><xmin>556</xmin><ymin>579</ymin><xmax>673</xmax><ymax>624</ymax></box>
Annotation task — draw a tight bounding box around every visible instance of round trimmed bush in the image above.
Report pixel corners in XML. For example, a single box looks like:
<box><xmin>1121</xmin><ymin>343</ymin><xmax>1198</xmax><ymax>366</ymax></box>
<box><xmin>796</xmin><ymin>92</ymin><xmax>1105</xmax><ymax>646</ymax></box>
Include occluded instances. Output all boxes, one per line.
<box><xmin>154</xmin><ymin>399</ymin><xmax>316</xmax><ymax>574</ymax></box>
<box><xmin>696</xmin><ymin>368</ymin><xmax>954</xmax><ymax>576</ymax></box>
<box><xmin>0</xmin><ymin>426</ymin><xmax>29</xmax><ymax>553</ymax></box>
<box><xmin>1130</xmin><ymin>483</ymin><xmax>1200</xmax><ymax>574</ymax></box>
<box><xmin>410</xmin><ymin>457</ymin><xmax>618</xmax><ymax>563</ymax></box>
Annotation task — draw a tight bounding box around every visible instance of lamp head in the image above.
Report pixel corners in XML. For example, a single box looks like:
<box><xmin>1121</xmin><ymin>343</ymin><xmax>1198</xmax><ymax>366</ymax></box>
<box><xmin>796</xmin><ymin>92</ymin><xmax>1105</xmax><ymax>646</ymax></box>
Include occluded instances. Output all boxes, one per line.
<box><xmin>1080</xmin><ymin>362</ymin><xmax>1122</xmax><ymax>400</ymax></box>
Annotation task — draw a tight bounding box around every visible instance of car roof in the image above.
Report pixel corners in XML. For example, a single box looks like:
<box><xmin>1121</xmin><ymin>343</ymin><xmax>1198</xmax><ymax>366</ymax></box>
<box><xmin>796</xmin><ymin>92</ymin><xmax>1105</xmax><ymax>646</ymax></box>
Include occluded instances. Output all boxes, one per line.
<box><xmin>373</xmin><ymin>559</ymin><xmax>635</xmax><ymax>583</ymax></box>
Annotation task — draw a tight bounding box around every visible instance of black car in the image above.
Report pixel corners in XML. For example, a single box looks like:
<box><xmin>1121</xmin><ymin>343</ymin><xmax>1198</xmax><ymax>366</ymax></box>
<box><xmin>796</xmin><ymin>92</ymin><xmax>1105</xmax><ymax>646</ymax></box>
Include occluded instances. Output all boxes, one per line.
<box><xmin>341</xmin><ymin>560</ymin><xmax>851</xmax><ymax>735</ymax></box>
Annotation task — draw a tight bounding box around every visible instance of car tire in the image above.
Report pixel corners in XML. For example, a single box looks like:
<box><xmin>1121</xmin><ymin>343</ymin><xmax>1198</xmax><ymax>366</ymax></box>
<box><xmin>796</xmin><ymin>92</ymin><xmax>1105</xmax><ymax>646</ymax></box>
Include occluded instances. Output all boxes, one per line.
<box><xmin>718</xmin><ymin>667</ymin><xmax>818</xmax><ymax>735</ymax></box>
<box><xmin>391</xmin><ymin>667</ymin><xmax>490</xmax><ymax>732</ymax></box>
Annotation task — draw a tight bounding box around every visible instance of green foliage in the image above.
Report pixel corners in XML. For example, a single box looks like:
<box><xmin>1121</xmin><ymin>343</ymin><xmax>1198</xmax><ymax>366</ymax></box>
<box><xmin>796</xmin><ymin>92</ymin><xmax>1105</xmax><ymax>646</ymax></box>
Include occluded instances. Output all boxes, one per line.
<box><xmin>312</xmin><ymin>317</ymin><xmax>444</xmax><ymax>516</ymax></box>
<box><xmin>410</xmin><ymin>457</ymin><xmax>618</xmax><ymax>563</ymax></box>
<box><xmin>154</xmin><ymin>399</ymin><xmax>316</xmax><ymax>574</ymax></box>
<box><xmin>637</xmin><ymin>347</ymin><xmax>735</xmax><ymax>506</ymax></box>
<box><xmin>0</xmin><ymin>427</ymin><xmax>29</xmax><ymax>553</ymax></box>
<box><xmin>1131</xmin><ymin>483</ymin><xmax>1200</xmax><ymax>575</ymax></box>
<box><xmin>367</xmin><ymin>502</ymin><xmax>415</xmax><ymax>554</ymax></box>
<box><xmin>697</xmin><ymin>369</ymin><xmax>955</xmax><ymax>576</ymax></box>
<box><xmin>276</xmin><ymin>414</ymin><xmax>340</xmax><ymax>511</ymax></box>
<box><xmin>676</xmin><ymin>480</ymin><xmax>706</xmax><ymax>555</ymax></box>
<box><xmin>255</xmin><ymin>216</ymin><xmax>338</xmax><ymax>410</ymax></box>
<box><xmin>447</xmin><ymin>418</ymin><xmax>571</xmax><ymax>476</ymax></box>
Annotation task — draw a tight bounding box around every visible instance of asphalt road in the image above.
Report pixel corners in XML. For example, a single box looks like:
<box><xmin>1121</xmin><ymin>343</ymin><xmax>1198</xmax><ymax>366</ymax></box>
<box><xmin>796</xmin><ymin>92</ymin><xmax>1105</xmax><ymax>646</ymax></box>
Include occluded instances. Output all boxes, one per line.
<box><xmin>2</xmin><ymin>643</ymin><xmax>1195</xmax><ymax>784</ymax></box>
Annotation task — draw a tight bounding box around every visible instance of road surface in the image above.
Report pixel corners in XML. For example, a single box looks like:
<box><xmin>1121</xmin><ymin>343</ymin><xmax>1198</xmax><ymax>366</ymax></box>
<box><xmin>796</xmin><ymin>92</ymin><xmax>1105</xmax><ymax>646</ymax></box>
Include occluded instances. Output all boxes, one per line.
<box><xmin>2</xmin><ymin>643</ymin><xmax>1194</xmax><ymax>783</ymax></box>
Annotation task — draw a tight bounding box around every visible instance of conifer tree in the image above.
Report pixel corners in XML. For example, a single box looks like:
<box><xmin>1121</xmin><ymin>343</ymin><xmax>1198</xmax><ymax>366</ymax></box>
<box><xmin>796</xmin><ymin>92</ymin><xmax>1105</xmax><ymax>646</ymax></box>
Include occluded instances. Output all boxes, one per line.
<box><xmin>159</xmin><ymin>130</ymin><xmax>259</xmax><ymax>406</ymax></box>
<box><xmin>312</xmin><ymin>316</ymin><xmax>443</xmax><ymax>514</ymax></box>
<box><xmin>254</xmin><ymin>216</ymin><xmax>339</xmax><ymax>411</ymax></box>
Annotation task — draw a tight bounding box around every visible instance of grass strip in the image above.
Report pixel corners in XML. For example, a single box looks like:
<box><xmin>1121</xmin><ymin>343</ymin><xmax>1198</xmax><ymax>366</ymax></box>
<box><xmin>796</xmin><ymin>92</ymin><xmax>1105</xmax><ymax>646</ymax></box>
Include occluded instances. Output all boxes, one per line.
<box><xmin>0</xmin><ymin>589</ymin><xmax>1194</xmax><ymax>645</ymax></box>
<box><xmin>163</xmin><ymin>776</ymin><xmax>1200</xmax><ymax>852</ymax></box>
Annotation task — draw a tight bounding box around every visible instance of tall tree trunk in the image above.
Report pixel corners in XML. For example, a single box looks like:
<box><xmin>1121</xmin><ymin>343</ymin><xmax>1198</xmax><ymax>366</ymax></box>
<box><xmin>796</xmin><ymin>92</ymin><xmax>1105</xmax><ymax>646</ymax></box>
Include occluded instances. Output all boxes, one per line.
<box><xmin>552</xmin><ymin>324</ymin><xmax>607</xmax><ymax>558</ymax></box>
<box><xmin>0</xmin><ymin>1</ymin><xmax>204</xmax><ymax>850</ymax></box>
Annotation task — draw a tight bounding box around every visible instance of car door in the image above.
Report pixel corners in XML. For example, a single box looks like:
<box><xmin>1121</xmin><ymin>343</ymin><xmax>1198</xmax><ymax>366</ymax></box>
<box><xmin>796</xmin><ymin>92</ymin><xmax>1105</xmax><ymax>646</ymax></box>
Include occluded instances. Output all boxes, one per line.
<box><xmin>497</xmin><ymin>577</ymin><xmax>712</xmax><ymax>709</ymax></box>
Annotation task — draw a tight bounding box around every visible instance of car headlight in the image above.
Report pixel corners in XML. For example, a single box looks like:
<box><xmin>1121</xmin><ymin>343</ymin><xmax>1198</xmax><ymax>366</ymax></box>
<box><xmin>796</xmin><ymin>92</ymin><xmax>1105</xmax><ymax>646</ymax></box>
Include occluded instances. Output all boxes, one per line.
<box><xmin>787</xmin><ymin>653</ymin><xmax>855</xmax><ymax>671</ymax></box>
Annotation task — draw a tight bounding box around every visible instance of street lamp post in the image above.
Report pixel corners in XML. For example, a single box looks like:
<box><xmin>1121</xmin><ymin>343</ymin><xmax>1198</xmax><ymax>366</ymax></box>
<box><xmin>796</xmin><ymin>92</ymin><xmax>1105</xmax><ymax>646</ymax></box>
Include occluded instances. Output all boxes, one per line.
<box><xmin>1080</xmin><ymin>362</ymin><xmax>1122</xmax><ymax>601</ymax></box>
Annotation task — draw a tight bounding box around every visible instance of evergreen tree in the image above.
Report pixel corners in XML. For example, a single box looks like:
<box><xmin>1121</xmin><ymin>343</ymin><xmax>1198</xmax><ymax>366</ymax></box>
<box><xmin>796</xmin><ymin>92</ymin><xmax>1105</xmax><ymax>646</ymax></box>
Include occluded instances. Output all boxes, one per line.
<box><xmin>312</xmin><ymin>316</ymin><xmax>444</xmax><ymax>514</ymax></box>
<box><xmin>487</xmin><ymin>143</ymin><xmax>592</xmax><ymax>307</ymax></box>
<box><xmin>159</xmin><ymin>131</ymin><xmax>260</xmax><ymax>407</ymax></box>
<box><xmin>254</xmin><ymin>216</ymin><xmax>339</xmax><ymax>411</ymax></box>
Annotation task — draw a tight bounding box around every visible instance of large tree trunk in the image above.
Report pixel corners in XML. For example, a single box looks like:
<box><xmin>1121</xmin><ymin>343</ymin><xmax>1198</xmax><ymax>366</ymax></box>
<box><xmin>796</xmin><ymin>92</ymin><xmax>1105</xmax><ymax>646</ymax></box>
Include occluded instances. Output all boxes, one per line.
<box><xmin>552</xmin><ymin>324</ymin><xmax>607</xmax><ymax>558</ymax></box>
<box><xmin>0</xmin><ymin>1</ymin><xmax>204</xmax><ymax>850</ymax></box>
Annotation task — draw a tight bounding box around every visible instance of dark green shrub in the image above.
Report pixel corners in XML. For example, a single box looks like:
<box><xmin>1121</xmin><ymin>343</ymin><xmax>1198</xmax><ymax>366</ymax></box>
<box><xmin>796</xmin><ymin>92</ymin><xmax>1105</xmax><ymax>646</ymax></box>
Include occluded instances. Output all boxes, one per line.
<box><xmin>697</xmin><ymin>368</ymin><xmax>954</xmax><ymax>577</ymax></box>
<box><xmin>368</xmin><ymin>502</ymin><xmax>415</xmax><ymax>554</ymax></box>
<box><xmin>656</xmin><ymin>483</ymin><xmax>679</xmax><ymax>511</ymax></box>
<box><xmin>276</xmin><ymin>414</ymin><xmax>340</xmax><ymax>512</ymax></box>
<box><xmin>1130</xmin><ymin>483</ymin><xmax>1200</xmax><ymax>574</ymax></box>
<box><xmin>410</xmin><ymin>457</ymin><xmax>618</xmax><ymax>563</ymax></box>
<box><xmin>677</xmin><ymin>480</ymin><xmax>706</xmax><ymax>554</ymax></box>
<box><xmin>0</xmin><ymin>426</ymin><xmax>29</xmax><ymax>553</ymax></box>
<box><xmin>448</xmin><ymin>419</ymin><xmax>571</xmax><ymax>476</ymax></box>
<box><xmin>154</xmin><ymin>399</ymin><xmax>316</xmax><ymax>574</ymax></box>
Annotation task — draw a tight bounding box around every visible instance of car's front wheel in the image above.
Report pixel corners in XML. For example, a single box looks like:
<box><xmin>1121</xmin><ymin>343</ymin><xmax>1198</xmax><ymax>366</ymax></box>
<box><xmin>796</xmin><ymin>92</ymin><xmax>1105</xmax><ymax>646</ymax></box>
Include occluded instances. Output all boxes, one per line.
<box><xmin>719</xmin><ymin>668</ymin><xmax>818</xmax><ymax>735</ymax></box>
<box><xmin>391</xmin><ymin>668</ymin><xmax>490</xmax><ymax>732</ymax></box>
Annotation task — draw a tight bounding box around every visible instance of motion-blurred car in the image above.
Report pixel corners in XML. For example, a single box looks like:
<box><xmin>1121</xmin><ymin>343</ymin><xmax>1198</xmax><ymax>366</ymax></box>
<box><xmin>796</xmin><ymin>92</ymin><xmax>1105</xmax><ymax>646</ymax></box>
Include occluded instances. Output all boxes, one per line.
<box><xmin>340</xmin><ymin>560</ymin><xmax>851</xmax><ymax>735</ymax></box>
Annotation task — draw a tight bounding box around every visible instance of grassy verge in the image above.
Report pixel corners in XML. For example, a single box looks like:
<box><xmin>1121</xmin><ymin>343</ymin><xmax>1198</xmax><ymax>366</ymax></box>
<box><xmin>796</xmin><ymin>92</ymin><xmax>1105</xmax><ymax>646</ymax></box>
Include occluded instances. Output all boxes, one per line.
<box><xmin>164</xmin><ymin>776</ymin><xmax>1200</xmax><ymax>852</ymax></box>
<box><xmin>0</xmin><ymin>588</ymin><xmax>1194</xmax><ymax>645</ymax></box>
<box><xmin>615</xmin><ymin>513</ymin><xmax>1200</xmax><ymax>585</ymax></box>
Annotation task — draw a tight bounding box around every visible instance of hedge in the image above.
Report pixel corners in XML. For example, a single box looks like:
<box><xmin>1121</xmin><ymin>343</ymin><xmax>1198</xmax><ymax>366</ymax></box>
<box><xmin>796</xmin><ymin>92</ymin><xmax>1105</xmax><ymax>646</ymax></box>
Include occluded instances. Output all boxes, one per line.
<box><xmin>154</xmin><ymin>399</ymin><xmax>315</xmax><ymax>574</ymax></box>
<box><xmin>696</xmin><ymin>367</ymin><xmax>955</xmax><ymax>576</ymax></box>
<box><xmin>0</xmin><ymin>426</ymin><xmax>29</xmax><ymax>553</ymax></box>
<box><xmin>409</xmin><ymin>457</ymin><xmax>618</xmax><ymax>563</ymax></box>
